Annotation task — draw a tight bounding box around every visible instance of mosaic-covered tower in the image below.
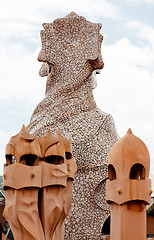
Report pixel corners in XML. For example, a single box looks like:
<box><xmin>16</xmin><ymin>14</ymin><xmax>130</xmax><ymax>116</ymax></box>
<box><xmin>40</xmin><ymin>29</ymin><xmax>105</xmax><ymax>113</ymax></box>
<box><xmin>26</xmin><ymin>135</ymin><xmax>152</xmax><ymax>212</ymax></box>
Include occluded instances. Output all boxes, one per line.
<box><xmin>27</xmin><ymin>12</ymin><xmax>118</xmax><ymax>239</ymax></box>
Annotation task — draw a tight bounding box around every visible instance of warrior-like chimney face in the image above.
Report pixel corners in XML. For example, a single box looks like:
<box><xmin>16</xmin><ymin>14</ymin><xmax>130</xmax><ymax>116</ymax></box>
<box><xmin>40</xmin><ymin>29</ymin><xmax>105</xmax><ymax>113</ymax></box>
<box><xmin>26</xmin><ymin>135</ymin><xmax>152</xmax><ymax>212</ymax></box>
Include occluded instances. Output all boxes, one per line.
<box><xmin>106</xmin><ymin>129</ymin><xmax>152</xmax><ymax>205</ymax></box>
<box><xmin>38</xmin><ymin>12</ymin><xmax>104</xmax><ymax>73</ymax></box>
<box><xmin>108</xmin><ymin>128</ymin><xmax>150</xmax><ymax>180</ymax></box>
<box><xmin>5</xmin><ymin>125</ymin><xmax>41</xmax><ymax>166</ymax></box>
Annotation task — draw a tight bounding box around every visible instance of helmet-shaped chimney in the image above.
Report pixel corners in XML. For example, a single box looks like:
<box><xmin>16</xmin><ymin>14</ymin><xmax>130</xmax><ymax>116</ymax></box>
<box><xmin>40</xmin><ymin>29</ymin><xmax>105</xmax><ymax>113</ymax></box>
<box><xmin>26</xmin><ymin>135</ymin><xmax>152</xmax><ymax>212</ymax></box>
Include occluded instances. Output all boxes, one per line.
<box><xmin>106</xmin><ymin>129</ymin><xmax>152</xmax><ymax>240</ymax></box>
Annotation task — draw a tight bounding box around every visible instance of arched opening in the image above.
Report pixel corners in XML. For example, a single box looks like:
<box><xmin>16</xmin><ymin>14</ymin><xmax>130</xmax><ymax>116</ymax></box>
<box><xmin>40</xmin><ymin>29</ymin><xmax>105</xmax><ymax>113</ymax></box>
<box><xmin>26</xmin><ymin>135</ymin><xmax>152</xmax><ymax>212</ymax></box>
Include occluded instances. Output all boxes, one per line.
<box><xmin>5</xmin><ymin>155</ymin><xmax>16</xmax><ymax>166</ymax></box>
<box><xmin>20</xmin><ymin>154</ymin><xmax>39</xmax><ymax>166</ymax></box>
<box><xmin>65</xmin><ymin>152</ymin><xmax>72</xmax><ymax>160</ymax></box>
<box><xmin>102</xmin><ymin>216</ymin><xmax>110</xmax><ymax>235</ymax></box>
<box><xmin>108</xmin><ymin>164</ymin><xmax>116</xmax><ymax>180</ymax></box>
<box><xmin>45</xmin><ymin>155</ymin><xmax>64</xmax><ymax>165</ymax></box>
<box><xmin>130</xmin><ymin>163</ymin><xmax>145</xmax><ymax>179</ymax></box>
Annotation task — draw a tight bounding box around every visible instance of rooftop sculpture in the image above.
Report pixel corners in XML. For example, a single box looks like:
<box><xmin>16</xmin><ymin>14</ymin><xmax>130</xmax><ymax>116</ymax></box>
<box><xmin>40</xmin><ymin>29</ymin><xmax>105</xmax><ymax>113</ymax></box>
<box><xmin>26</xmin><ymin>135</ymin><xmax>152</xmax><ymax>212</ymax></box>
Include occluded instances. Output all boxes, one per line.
<box><xmin>106</xmin><ymin>129</ymin><xmax>152</xmax><ymax>240</ymax></box>
<box><xmin>27</xmin><ymin>12</ymin><xmax>118</xmax><ymax>239</ymax></box>
<box><xmin>3</xmin><ymin>125</ymin><xmax>77</xmax><ymax>240</ymax></box>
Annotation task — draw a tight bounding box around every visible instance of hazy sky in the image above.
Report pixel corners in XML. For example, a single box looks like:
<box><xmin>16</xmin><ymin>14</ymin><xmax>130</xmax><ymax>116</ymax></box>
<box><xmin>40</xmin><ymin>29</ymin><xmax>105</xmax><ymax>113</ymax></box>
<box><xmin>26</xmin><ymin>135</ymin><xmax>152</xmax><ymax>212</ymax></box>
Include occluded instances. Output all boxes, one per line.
<box><xmin>0</xmin><ymin>0</ymin><xmax>154</xmax><ymax>175</ymax></box>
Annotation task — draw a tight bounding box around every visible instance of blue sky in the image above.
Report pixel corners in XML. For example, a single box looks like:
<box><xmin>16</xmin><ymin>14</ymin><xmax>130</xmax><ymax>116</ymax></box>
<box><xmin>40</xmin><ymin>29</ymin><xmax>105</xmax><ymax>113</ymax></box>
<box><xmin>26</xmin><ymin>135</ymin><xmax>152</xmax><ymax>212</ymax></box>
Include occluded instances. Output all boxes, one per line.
<box><xmin>0</xmin><ymin>0</ymin><xmax>154</xmax><ymax>176</ymax></box>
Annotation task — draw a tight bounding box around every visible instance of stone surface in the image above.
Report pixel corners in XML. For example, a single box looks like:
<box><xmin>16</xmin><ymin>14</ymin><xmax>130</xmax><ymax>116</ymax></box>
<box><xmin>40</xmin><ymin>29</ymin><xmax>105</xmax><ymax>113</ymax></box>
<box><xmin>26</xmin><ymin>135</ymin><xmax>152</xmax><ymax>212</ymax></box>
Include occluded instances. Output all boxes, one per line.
<box><xmin>27</xmin><ymin>12</ymin><xmax>118</xmax><ymax>239</ymax></box>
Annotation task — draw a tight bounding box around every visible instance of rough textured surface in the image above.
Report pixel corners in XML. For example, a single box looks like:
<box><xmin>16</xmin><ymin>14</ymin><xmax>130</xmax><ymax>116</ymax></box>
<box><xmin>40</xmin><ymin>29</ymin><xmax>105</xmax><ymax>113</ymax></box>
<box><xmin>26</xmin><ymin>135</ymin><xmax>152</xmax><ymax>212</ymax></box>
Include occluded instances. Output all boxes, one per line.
<box><xmin>27</xmin><ymin>12</ymin><xmax>118</xmax><ymax>239</ymax></box>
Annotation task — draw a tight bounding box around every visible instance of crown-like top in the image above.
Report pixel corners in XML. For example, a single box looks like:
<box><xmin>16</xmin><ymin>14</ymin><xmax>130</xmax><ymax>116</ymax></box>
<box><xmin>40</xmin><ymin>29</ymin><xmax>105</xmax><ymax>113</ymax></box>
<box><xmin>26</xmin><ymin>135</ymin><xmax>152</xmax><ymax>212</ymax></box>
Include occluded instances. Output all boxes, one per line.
<box><xmin>55</xmin><ymin>130</ymin><xmax>72</xmax><ymax>155</ymax></box>
<box><xmin>5</xmin><ymin>125</ymin><xmax>41</xmax><ymax>162</ymax></box>
<box><xmin>19</xmin><ymin>125</ymin><xmax>35</xmax><ymax>141</ymax></box>
<box><xmin>38</xmin><ymin>128</ymin><xmax>59</xmax><ymax>157</ymax></box>
<box><xmin>38</xmin><ymin>12</ymin><xmax>103</xmax><ymax>72</ymax></box>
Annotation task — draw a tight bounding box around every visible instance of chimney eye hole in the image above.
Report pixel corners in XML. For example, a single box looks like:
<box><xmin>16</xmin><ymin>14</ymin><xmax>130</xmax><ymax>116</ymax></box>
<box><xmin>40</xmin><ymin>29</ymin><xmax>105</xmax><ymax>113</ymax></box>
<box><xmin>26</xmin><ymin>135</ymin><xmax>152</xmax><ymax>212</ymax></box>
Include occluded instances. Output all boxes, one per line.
<box><xmin>130</xmin><ymin>163</ymin><xmax>145</xmax><ymax>179</ymax></box>
<box><xmin>6</xmin><ymin>154</ymin><xmax>16</xmax><ymax>165</ymax></box>
<box><xmin>45</xmin><ymin>155</ymin><xmax>64</xmax><ymax>165</ymax></box>
<box><xmin>20</xmin><ymin>154</ymin><xmax>39</xmax><ymax>166</ymax></box>
<box><xmin>65</xmin><ymin>152</ymin><xmax>72</xmax><ymax>160</ymax></box>
<box><xmin>108</xmin><ymin>164</ymin><xmax>116</xmax><ymax>180</ymax></box>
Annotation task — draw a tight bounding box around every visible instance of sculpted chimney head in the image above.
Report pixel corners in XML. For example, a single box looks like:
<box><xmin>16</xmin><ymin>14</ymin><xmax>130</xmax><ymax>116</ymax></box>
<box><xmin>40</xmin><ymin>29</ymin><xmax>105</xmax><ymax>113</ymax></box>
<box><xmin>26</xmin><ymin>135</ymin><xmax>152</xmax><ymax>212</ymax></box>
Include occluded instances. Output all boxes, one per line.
<box><xmin>106</xmin><ymin>129</ymin><xmax>152</xmax><ymax>205</ymax></box>
<box><xmin>38</xmin><ymin>12</ymin><xmax>104</xmax><ymax>79</ymax></box>
<box><xmin>5</xmin><ymin>125</ymin><xmax>41</xmax><ymax>166</ymax></box>
<box><xmin>108</xmin><ymin>128</ymin><xmax>150</xmax><ymax>180</ymax></box>
<box><xmin>38</xmin><ymin>128</ymin><xmax>65</xmax><ymax>164</ymax></box>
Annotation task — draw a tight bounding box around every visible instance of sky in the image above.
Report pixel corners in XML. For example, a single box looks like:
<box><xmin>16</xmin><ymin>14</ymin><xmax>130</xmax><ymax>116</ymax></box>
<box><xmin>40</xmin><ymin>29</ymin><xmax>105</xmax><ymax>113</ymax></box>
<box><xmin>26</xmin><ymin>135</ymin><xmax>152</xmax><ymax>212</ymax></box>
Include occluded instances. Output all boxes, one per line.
<box><xmin>0</xmin><ymin>0</ymin><xmax>154</xmax><ymax>176</ymax></box>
